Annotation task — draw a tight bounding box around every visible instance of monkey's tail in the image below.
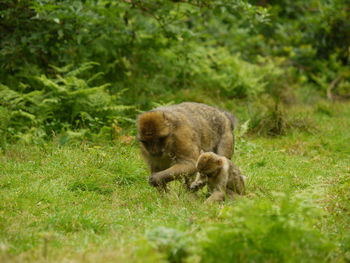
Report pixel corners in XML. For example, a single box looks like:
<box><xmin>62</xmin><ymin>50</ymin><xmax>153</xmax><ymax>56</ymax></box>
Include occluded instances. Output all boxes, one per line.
<box><xmin>222</xmin><ymin>111</ymin><xmax>238</xmax><ymax>130</ymax></box>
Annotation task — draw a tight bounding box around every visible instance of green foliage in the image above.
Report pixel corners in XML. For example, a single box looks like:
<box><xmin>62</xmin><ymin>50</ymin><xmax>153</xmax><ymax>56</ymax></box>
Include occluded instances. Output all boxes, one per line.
<box><xmin>199</xmin><ymin>194</ymin><xmax>334</xmax><ymax>262</ymax></box>
<box><xmin>1</xmin><ymin>1</ymin><xmax>350</xmax><ymax>262</ymax></box>
<box><xmin>2</xmin><ymin>0</ymin><xmax>349</xmax><ymax>140</ymax></box>
<box><xmin>251</xmin><ymin>0</ymin><xmax>350</xmax><ymax>96</ymax></box>
<box><xmin>248</xmin><ymin>101</ymin><xmax>315</xmax><ymax>136</ymax></box>
<box><xmin>146</xmin><ymin>227</ymin><xmax>189</xmax><ymax>263</ymax></box>
<box><xmin>185</xmin><ymin>47</ymin><xmax>284</xmax><ymax>99</ymax></box>
<box><xmin>0</xmin><ymin>62</ymin><xmax>130</xmax><ymax>146</ymax></box>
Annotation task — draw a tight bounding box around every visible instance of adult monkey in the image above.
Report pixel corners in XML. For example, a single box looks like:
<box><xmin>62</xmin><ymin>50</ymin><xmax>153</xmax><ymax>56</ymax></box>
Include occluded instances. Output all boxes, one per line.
<box><xmin>136</xmin><ymin>102</ymin><xmax>236</xmax><ymax>190</ymax></box>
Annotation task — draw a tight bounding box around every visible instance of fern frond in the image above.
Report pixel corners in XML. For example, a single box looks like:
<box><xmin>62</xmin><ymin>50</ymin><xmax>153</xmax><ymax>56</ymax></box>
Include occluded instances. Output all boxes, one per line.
<box><xmin>99</xmin><ymin>105</ymin><xmax>134</xmax><ymax>112</ymax></box>
<box><xmin>22</xmin><ymin>90</ymin><xmax>45</xmax><ymax>106</ymax></box>
<box><xmin>87</xmin><ymin>72</ymin><xmax>104</xmax><ymax>84</ymax></box>
<box><xmin>0</xmin><ymin>84</ymin><xmax>24</xmax><ymax>106</ymax></box>
<box><xmin>35</xmin><ymin>75</ymin><xmax>67</xmax><ymax>94</ymax></box>
<box><xmin>67</xmin><ymin>62</ymin><xmax>100</xmax><ymax>77</ymax></box>
<box><xmin>0</xmin><ymin>107</ymin><xmax>10</xmax><ymax>130</ymax></box>
<box><xmin>115</xmin><ymin>116</ymin><xmax>136</xmax><ymax>124</ymax></box>
<box><xmin>11</xmin><ymin>110</ymin><xmax>36</xmax><ymax>121</ymax></box>
<box><xmin>49</xmin><ymin>64</ymin><xmax>74</xmax><ymax>74</ymax></box>
<box><xmin>69</xmin><ymin>84</ymin><xmax>111</xmax><ymax>97</ymax></box>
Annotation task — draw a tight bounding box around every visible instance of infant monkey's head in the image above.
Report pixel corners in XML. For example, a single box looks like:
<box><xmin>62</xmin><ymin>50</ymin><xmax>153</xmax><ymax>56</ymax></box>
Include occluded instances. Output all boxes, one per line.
<box><xmin>196</xmin><ymin>151</ymin><xmax>224</xmax><ymax>175</ymax></box>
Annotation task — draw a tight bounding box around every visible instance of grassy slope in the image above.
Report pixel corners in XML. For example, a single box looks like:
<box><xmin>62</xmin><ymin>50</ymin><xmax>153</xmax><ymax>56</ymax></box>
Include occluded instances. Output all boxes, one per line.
<box><xmin>0</xmin><ymin>102</ymin><xmax>349</xmax><ymax>263</ymax></box>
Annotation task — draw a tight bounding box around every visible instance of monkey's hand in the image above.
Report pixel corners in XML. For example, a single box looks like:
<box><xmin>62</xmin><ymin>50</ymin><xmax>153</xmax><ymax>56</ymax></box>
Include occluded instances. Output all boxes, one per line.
<box><xmin>148</xmin><ymin>173</ymin><xmax>171</xmax><ymax>187</ymax></box>
<box><xmin>149</xmin><ymin>162</ymin><xmax>197</xmax><ymax>188</ymax></box>
<box><xmin>190</xmin><ymin>180</ymin><xmax>206</xmax><ymax>192</ymax></box>
<box><xmin>149</xmin><ymin>173</ymin><xmax>162</xmax><ymax>187</ymax></box>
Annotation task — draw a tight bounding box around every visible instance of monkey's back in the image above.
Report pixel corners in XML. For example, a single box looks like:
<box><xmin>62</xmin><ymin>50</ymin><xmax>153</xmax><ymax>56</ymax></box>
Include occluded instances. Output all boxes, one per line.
<box><xmin>155</xmin><ymin>102</ymin><xmax>234</xmax><ymax>153</ymax></box>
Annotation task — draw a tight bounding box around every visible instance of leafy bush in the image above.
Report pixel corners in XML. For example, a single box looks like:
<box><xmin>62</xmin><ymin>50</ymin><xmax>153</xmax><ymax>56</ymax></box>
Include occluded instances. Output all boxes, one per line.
<box><xmin>198</xmin><ymin>193</ymin><xmax>335</xmax><ymax>262</ymax></box>
<box><xmin>146</xmin><ymin>227</ymin><xmax>189</xmax><ymax>263</ymax></box>
<box><xmin>248</xmin><ymin>101</ymin><xmax>315</xmax><ymax>136</ymax></box>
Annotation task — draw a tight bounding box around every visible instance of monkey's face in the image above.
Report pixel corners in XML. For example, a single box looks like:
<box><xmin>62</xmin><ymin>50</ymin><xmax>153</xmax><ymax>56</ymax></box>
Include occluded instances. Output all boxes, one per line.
<box><xmin>137</xmin><ymin>111</ymin><xmax>170</xmax><ymax>157</ymax></box>
<box><xmin>138</xmin><ymin>135</ymin><xmax>168</xmax><ymax>156</ymax></box>
<box><xmin>196</xmin><ymin>152</ymin><xmax>222</xmax><ymax>175</ymax></box>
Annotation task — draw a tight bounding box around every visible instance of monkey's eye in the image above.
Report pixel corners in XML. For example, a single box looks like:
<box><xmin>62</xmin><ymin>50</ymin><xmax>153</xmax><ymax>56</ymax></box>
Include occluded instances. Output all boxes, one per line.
<box><xmin>159</xmin><ymin>136</ymin><xmax>167</xmax><ymax>143</ymax></box>
<box><xmin>138</xmin><ymin>138</ymin><xmax>148</xmax><ymax>145</ymax></box>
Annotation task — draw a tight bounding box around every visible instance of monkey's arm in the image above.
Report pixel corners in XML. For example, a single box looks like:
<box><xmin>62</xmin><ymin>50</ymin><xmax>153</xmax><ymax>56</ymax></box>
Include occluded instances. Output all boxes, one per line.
<box><xmin>148</xmin><ymin>160</ymin><xmax>197</xmax><ymax>187</ymax></box>
<box><xmin>190</xmin><ymin>173</ymin><xmax>207</xmax><ymax>192</ymax></box>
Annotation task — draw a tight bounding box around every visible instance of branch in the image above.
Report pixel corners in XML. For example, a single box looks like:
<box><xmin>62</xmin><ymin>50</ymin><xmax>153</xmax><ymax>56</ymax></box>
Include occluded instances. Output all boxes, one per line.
<box><xmin>285</xmin><ymin>60</ymin><xmax>311</xmax><ymax>71</ymax></box>
<box><xmin>327</xmin><ymin>74</ymin><xmax>344</xmax><ymax>100</ymax></box>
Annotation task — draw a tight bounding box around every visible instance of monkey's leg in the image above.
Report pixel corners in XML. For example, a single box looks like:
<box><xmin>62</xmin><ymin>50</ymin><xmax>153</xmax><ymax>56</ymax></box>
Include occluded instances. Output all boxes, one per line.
<box><xmin>226</xmin><ymin>189</ymin><xmax>238</xmax><ymax>200</ymax></box>
<box><xmin>236</xmin><ymin>176</ymin><xmax>246</xmax><ymax>195</ymax></box>
<box><xmin>148</xmin><ymin>161</ymin><xmax>197</xmax><ymax>188</ymax></box>
<box><xmin>216</xmin><ymin>132</ymin><xmax>234</xmax><ymax>159</ymax></box>
<box><xmin>205</xmin><ymin>191</ymin><xmax>225</xmax><ymax>203</ymax></box>
<box><xmin>229</xmin><ymin>175</ymin><xmax>246</xmax><ymax>195</ymax></box>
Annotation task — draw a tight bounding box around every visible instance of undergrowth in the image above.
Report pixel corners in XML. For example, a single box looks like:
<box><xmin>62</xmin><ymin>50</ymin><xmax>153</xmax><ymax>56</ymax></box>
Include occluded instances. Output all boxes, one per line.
<box><xmin>0</xmin><ymin>102</ymin><xmax>349</xmax><ymax>262</ymax></box>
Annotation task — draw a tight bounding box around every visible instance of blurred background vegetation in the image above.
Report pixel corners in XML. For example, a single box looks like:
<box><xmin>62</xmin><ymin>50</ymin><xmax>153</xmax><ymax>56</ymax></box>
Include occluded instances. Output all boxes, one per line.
<box><xmin>1</xmin><ymin>0</ymin><xmax>349</xmax><ymax>146</ymax></box>
<box><xmin>1</xmin><ymin>2</ymin><xmax>350</xmax><ymax>262</ymax></box>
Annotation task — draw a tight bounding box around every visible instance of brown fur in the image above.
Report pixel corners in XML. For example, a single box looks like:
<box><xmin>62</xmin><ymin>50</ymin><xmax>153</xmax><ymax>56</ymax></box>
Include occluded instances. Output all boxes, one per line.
<box><xmin>190</xmin><ymin>151</ymin><xmax>245</xmax><ymax>203</ymax></box>
<box><xmin>136</xmin><ymin>102</ymin><xmax>236</xmax><ymax>190</ymax></box>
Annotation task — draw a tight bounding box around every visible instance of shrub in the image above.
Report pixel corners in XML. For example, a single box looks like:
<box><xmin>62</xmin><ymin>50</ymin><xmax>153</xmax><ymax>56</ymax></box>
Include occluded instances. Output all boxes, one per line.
<box><xmin>198</xmin><ymin>193</ymin><xmax>335</xmax><ymax>262</ymax></box>
<box><xmin>146</xmin><ymin>227</ymin><xmax>189</xmax><ymax>263</ymax></box>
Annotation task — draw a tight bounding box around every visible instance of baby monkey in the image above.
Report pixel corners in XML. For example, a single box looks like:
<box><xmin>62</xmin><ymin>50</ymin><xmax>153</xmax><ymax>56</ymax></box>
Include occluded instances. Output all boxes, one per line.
<box><xmin>190</xmin><ymin>151</ymin><xmax>246</xmax><ymax>203</ymax></box>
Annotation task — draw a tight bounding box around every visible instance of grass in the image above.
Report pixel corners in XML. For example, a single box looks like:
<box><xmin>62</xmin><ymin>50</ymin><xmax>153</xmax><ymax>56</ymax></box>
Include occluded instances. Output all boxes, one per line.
<box><xmin>0</xmin><ymin>101</ymin><xmax>350</xmax><ymax>262</ymax></box>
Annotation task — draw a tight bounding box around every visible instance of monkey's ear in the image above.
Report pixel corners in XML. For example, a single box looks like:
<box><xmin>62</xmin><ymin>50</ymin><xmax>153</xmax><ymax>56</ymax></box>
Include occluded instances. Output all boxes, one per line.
<box><xmin>200</xmin><ymin>149</ymin><xmax>204</xmax><ymax>155</ymax></box>
<box><xmin>163</xmin><ymin>112</ymin><xmax>172</xmax><ymax>123</ymax></box>
<box><xmin>217</xmin><ymin>158</ymin><xmax>223</xmax><ymax>167</ymax></box>
<box><xmin>163</xmin><ymin>112</ymin><xmax>178</xmax><ymax>129</ymax></box>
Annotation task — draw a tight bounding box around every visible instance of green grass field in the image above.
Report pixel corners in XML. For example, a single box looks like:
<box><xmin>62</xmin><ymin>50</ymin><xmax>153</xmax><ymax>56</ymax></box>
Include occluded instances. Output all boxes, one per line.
<box><xmin>1</xmin><ymin>102</ymin><xmax>350</xmax><ymax>263</ymax></box>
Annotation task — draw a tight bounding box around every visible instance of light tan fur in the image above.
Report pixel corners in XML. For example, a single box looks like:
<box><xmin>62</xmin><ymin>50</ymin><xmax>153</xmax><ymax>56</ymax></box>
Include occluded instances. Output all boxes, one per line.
<box><xmin>190</xmin><ymin>151</ymin><xmax>245</xmax><ymax>203</ymax></box>
<box><xmin>136</xmin><ymin>102</ymin><xmax>236</xmax><ymax>190</ymax></box>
